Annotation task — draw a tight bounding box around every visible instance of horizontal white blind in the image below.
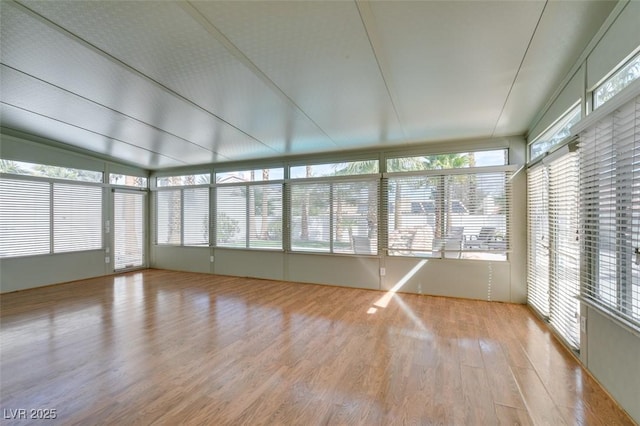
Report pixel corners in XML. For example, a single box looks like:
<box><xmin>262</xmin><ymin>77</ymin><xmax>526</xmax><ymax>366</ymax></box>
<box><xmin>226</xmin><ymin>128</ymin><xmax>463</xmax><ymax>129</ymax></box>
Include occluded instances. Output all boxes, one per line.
<box><xmin>290</xmin><ymin>182</ymin><xmax>330</xmax><ymax>252</ymax></box>
<box><xmin>580</xmin><ymin>94</ymin><xmax>640</xmax><ymax>329</ymax></box>
<box><xmin>216</xmin><ymin>186</ymin><xmax>246</xmax><ymax>247</ymax></box>
<box><xmin>387</xmin><ymin>171</ymin><xmax>510</xmax><ymax>260</ymax></box>
<box><xmin>387</xmin><ymin>175</ymin><xmax>441</xmax><ymax>256</ymax></box>
<box><xmin>0</xmin><ymin>178</ymin><xmax>50</xmax><ymax>257</ymax></box>
<box><xmin>331</xmin><ymin>181</ymin><xmax>378</xmax><ymax>255</ymax></box>
<box><xmin>183</xmin><ymin>188</ymin><xmax>209</xmax><ymax>246</ymax></box>
<box><xmin>548</xmin><ymin>152</ymin><xmax>580</xmax><ymax>348</ymax></box>
<box><xmin>156</xmin><ymin>190</ymin><xmax>181</xmax><ymax>245</ymax></box>
<box><xmin>527</xmin><ymin>165</ymin><xmax>550</xmax><ymax>317</ymax></box>
<box><xmin>249</xmin><ymin>184</ymin><xmax>283</xmax><ymax>250</ymax></box>
<box><xmin>53</xmin><ymin>183</ymin><xmax>102</xmax><ymax>253</ymax></box>
<box><xmin>114</xmin><ymin>191</ymin><xmax>145</xmax><ymax>270</ymax></box>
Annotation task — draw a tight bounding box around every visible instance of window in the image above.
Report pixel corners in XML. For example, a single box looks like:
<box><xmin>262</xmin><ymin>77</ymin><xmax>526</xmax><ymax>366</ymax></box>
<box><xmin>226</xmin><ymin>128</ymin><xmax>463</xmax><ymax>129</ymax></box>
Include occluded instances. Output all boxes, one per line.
<box><xmin>0</xmin><ymin>178</ymin><xmax>51</xmax><ymax>258</ymax></box>
<box><xmin>528</xmin><ymin>150</ymin><xmax>581</xmax><ymax>349</ymax></box>
<box><xmin>53</xmin><ymin>183</ymin><xmax>102</xmax><ymax>253</ymax></box>
<box><xmin>386</xmin><ymin>151</ymin><xmax>511</xmax><ymax>260</ymax></box>
<box><xmin>387</xmin><ymin>149</ymin><xmax>507</xmax><ymax>171</ymax></box>
<box><xmin>579</xmin><ymin>94</ymin><xmax>640</xmax><ymax>329</ymax></box>
<box><xmin>216</xmin><ymin>168</ymin><xmax>284</xmax><ymax>250</ymax></box>
<box><xmin>290</xmin><ymin>160</ymin><xmax>379</xmax><ymax>178</ymax></box>
<box><xmin>216</xmin><ymin>168</ymin><xmax>283</xmax><ymax>183</ymax></box>
<box><xmin>109</xmin><ymin>173</ymin><xmax>148</xmax><ymax>188</ymax></box>
<box><xmin>529</xmin><ymin>103</ymin><xmax>581</xmax><ymax>161</ymax></box>
<box><xmin>594</xmin><ymin>51</ymin><xmax>640</xmax><ymax>109</ymax></box>
<box><xmin>156</xmin><ymin>187</ymin><xmax>209</xmax><ymax>246</ymax></box>
<box><xmin>157</xmin><ymin>173</ymin><xmax>210</xmax><ymax>187</ymax></box>
<box><xmin>289</xmin><ymin>161</ymin><xmax>379</xmax><ymax>255</ymax></box>
<box><xmin>0</xmin><ymin>176</ymin><xmax>103</xmax><ymax>258</ymax></box>
<box><xmin>0</xmin><ymin>159</ymin><xmax>102</xmax><ymax>182</ymax></box>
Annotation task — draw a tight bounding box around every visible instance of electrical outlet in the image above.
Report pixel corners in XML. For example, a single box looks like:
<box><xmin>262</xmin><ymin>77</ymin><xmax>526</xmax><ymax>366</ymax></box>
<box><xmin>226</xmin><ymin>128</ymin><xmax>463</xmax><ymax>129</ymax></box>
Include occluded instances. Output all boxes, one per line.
<box><xmin>210</xmin><ymin>256</ymin><xmax>215</xmax><ymax>263</ymax></box>
<box><xmin>380</xmin><ymin>267</ymin><xmax>386</xmax><ymax>276</ymax></box>
<box><xmin>105</xmin><ymin>257</ymin><xmax>110</xmax><ymax>264</ymax></box>
<box><xmin>580</xmin><ymin>316</ymin><xmax>587</xmax><ymax>333</ymax></box>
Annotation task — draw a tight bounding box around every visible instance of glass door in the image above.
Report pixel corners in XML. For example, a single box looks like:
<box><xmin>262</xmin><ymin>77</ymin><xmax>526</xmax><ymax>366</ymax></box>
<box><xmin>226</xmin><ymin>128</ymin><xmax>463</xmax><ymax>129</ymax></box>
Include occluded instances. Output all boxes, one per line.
<box><xmin>113</xmin><ymin>190</ymin><xmax>146</xmax><ymax>271</ymax></box>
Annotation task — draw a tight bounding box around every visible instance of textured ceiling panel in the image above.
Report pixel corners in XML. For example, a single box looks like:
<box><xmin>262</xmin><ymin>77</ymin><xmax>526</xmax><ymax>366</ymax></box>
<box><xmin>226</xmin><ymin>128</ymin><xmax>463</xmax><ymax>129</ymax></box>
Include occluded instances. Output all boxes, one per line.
<box><xmin>0</xmin><ymin>1</ymin><xmax>620</xmax><ymax>169</ymax></box>
<box><xmin>192</xmin><ymin>1</ymin><xmax>405</xmax><ymax>147</ymax></box>
<box><xmin>1</xmin><ymin>104</ymin><xmax>181</xmax><ymax>169</ymax></box>
<box><xmin>493</xmin><ymin>0</ymin><xmax>617</xmax><ymax>135</ymax></box>
<box><xmin>19</xmin><ymin>0</ymin><xmax>337</xmax><ymax>156</ymax></box>
<box><xmin>0</xmin><ymin>1</ymin><xmax>279</xmax><ymax>164</ymax></box>
<box><xmin>0</xmin><ymin>65</ymin><xmax>223</xmax><ymax>166</ymax></box>
<box><xmin>368</xmin><ymin>1</ymin><xmax>546</xmax><ymax>142</ymax></box>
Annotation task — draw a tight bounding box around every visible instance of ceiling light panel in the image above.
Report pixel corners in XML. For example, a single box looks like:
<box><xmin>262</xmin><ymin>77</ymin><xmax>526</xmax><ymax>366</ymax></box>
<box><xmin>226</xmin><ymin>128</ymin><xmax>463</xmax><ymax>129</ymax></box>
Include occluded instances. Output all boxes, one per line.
<box><xmin>17</xmin><ymin>0</ymin><xmax>337</xmax><ymax>157</ymax></box>
<box><xmin>191</xmin><ymin>1</ymin><xmax>405</xmax><ymax>148</ymax></box>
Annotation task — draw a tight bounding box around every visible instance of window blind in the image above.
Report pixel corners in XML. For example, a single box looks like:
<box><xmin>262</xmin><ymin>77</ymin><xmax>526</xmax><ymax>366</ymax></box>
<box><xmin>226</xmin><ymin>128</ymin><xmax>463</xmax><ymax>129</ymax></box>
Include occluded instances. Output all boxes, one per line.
<box><xmin>249</xmin><ymin>184</ymin><xmax>282</xmax><ymax>250</ymax></box>
<box><xmin>114</xmin><ymin>191</ymin><xmax>145</xmax><ymax>270</ymax></box>
<box><xmin>53</xmin><ymin>183</ymin><xmax>102</xmax><ymax>253</ymax></box>
<box><xmin>183</xmin><ymin>188</ymin><xmax>209</xmax><ymax>246</ymax></box>
<box><xmin>580</xmin><ymin>94</ymin><xmax>640</xmax><ymax>329</ymax></box>
<box><xmin>548</xmin><ymin>152</ymin><xmax>581</xmax><ymax>348</ymax></box>
<box><xmin>156</xmin><ymin>190</ymin><xmax>182</xmax><ymax>245</ymax></box>
<box><xmin>290</xmin><ymin>179</ymin><xmax>378</xmax><ymax>255</ymax></box>
<box><xmin>216</xmin><ymin>183</ymin><xmax>283</xmax><ymax>249</ymax></box>
<box><xmin>0</xmin><ymin>178</ymin><xmax>50</xmax><ymax>257</ymax></box>
<box><xmin>387</xmin><ymin>171</ymin><xmax>510</xmax><ymax>260</ymax></box>
<box><xmin>527</xmin><ymin>165</ymin><xmax>550</xmax><ymax>316</ymax></box>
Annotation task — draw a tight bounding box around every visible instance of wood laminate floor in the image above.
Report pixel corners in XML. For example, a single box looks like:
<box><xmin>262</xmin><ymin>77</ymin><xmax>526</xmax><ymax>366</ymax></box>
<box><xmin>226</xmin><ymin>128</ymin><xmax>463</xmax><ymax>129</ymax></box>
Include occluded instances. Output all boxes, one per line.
<box><xmin>0</xmin><ymin>269</ymin><xmax>634</xmax><ymax>425</ymax></box>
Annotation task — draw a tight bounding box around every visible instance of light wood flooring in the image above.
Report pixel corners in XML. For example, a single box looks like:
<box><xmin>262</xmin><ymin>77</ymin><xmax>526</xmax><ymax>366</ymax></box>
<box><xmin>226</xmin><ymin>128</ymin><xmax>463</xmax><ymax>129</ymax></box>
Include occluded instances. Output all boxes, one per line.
<box><xmin>0</xmin><ymin>269</ymin><xmax>635</xmax><ymax>425</ymax></box>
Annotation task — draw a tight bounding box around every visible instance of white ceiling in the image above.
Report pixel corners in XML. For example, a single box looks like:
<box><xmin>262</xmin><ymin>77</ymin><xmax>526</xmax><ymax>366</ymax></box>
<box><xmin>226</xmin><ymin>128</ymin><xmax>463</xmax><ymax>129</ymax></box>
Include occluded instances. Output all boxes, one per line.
<box><xmin>0</xmin><ymin>0</ymin><xmax>617</xmax><ymax>170</ymax></box>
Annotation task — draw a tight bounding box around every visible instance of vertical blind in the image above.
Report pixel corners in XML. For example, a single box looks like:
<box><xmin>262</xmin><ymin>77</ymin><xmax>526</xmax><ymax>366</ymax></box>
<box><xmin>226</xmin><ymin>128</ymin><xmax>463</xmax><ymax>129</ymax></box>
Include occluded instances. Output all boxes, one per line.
<box><xmin>289</xmin><ymin>179</ymin><xmax>378</xmax><ymax>255</ymax></box>
<box><xmin>579</xmin><ymin>94</ymin><xmax>640</xmax><ymax>329</ymax></box>
<box><xmin>114</xmin><ymin>191</ymin><xmax>145</xmax><ymax>270</ymax></box>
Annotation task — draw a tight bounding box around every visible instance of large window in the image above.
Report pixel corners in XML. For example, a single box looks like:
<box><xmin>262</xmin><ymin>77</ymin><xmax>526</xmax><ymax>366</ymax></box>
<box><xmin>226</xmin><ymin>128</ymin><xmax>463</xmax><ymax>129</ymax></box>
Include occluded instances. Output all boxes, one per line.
<box><xmin>386</xmin><ymin>151</ymin><xmax>510</xmax><ymax>260</ymax></box>
<box><xmin>155</xmin><ymin>174</ymin><xmax>210</xmax><ymax>246</ymax></box>
<box><xmin>289</xmin><ymin>161</ymin><xmax>379</xmax><ymax>255</ymax></box>
<box><xmin>579</xmin><ymin>94</ymin><xmax>639</xmax><ymax>329</ymax></box>
<box><xmin>0</xmin><ymin>161</ymin><xmax>103</xmax><ymax>258</ymax></box>
<box><xmin>215</xmin><ymin>169</ymin><xmax>283</xmax><ymax>249</ymax></box>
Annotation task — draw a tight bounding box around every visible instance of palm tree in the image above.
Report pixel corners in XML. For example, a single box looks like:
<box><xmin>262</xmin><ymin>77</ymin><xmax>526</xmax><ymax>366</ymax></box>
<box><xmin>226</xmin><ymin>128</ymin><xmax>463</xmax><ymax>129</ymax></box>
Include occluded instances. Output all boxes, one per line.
<box><xmin>0</xmin><ymin>160</ymin><xmax>26</xmax><ymax>174</ymax></box>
